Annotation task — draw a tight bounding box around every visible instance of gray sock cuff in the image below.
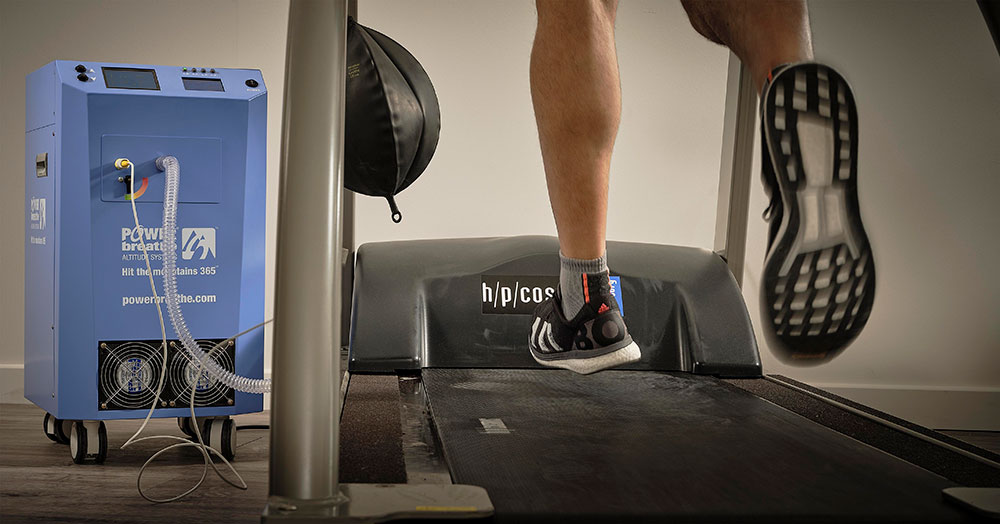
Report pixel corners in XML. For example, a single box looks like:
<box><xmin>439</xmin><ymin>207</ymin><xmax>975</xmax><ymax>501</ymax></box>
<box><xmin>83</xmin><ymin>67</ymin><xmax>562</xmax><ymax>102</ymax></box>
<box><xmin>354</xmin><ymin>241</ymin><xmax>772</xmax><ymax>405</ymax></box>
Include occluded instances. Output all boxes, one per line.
<box><xmin>559</xmin><ymin>252</ymin><xmax>608</xmax><ymax>274</ymax></box>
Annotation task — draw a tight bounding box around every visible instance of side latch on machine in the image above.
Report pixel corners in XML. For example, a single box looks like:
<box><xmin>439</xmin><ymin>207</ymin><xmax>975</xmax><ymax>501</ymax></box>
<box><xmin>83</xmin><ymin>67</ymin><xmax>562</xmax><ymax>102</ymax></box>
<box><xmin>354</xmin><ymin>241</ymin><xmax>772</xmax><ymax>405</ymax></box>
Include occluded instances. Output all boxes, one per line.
<box><xmin>35</xmin><ymin>153</ymin><xmax>48</xmax><ymax>178</ymax></box>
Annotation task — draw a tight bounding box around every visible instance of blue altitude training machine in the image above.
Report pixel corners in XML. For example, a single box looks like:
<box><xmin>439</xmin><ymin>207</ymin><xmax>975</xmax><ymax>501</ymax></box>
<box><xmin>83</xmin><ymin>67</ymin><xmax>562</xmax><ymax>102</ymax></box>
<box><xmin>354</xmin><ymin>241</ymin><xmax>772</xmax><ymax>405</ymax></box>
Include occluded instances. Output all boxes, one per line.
<box><xmin>24</xmin><ymin>60</ymin><xmax>266</xmax><ymax>463</ymax></box>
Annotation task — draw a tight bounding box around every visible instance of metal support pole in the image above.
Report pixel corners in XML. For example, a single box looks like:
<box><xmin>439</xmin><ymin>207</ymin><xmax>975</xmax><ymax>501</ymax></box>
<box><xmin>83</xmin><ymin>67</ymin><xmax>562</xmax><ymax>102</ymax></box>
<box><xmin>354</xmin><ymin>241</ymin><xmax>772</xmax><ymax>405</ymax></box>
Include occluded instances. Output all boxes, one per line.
<box><xmin>267</xmin><ymin>0</ymin><xmax>348</xmax><ymax>506</ymax></box>
<box><xmin>714</xmin><ymin>53</ymin><xmax>757</xmax><ymax>288</ymax></box>
<box><xmin>264</xmin><ymin>1</ymin><xmax>492</xmax><ymax>519</ymax></box>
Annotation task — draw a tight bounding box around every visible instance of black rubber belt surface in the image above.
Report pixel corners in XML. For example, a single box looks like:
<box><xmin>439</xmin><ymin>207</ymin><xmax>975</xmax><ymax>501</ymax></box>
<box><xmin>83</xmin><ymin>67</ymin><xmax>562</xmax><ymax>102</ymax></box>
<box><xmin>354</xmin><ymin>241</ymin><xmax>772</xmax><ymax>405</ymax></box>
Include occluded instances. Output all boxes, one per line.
<box><xmin>339</xmin><ymin>374</ymin><xmax>407</xmax><ymax>483</ymax></box>
<box><xmin>423</xmin><ymin>369</ymin><xmax>971</xmax><ymax>523</ymax></box>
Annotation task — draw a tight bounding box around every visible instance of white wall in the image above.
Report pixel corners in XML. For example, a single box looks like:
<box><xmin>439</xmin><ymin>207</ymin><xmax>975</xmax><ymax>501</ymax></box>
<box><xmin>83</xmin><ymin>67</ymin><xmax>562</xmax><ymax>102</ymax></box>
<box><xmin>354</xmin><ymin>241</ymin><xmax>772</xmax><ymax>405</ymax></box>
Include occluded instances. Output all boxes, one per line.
<box><xmin>1</xmin><ymin>1</ymin><xmax>997</xmax><ymax>430</ymax></box>
<box><xmin>352</xmin><ymin>0</ymin><xmax>728</xmax><ymax>247</ymax></box>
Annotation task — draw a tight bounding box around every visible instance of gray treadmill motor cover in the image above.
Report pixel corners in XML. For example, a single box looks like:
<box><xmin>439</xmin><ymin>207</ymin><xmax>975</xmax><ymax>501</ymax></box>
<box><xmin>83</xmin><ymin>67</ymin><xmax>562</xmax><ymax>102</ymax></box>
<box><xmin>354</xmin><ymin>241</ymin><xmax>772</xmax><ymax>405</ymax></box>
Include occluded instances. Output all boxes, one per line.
<box><xmin>348</xmin><ymin>236</ymin><xmax>761</xmax><ymax>376</ymax></box>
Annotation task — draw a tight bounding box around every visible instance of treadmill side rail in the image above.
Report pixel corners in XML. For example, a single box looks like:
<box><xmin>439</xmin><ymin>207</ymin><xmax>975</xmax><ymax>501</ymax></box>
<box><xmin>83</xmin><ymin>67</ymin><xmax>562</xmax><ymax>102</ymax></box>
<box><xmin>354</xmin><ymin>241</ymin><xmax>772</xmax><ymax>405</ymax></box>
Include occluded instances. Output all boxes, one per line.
<box><xmin>349</xmin><ymin>236</ymin><xmax>761</xmax><ymax>376</ymax></box>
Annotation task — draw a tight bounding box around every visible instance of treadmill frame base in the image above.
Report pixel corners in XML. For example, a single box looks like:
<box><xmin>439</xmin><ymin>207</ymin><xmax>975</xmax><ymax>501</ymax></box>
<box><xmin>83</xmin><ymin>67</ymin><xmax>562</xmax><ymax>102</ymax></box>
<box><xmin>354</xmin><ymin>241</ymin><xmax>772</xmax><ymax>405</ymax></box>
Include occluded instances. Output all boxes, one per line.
<box><xmin>261</xmin><ymin>484</ymin><xmax>493</xmax><ymax>522</ymax></box>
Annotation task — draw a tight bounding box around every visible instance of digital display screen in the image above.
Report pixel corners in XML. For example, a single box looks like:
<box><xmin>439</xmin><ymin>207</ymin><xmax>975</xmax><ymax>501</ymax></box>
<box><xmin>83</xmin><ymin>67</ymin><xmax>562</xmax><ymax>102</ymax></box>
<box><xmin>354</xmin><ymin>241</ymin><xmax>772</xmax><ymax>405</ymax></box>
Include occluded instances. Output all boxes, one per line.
<box><xmin>102</xmin><ymin>68</ymin><xmax>160</xmax><ymax>90</ymax></box>
<box><xmin>182</xmin><ymin>77</ymin><xmax>225</xmax><ymax>92</ymax></box>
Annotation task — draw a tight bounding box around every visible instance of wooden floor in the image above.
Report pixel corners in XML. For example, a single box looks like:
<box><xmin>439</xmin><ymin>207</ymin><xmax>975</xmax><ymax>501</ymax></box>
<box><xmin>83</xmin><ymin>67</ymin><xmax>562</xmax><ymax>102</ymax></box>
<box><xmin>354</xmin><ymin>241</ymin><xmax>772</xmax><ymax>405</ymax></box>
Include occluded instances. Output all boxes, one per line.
<box><xmin>0</xmin><ymin>403</ymin><xmax>271</xmax><ymax>523</ymax></box>
<box><xmin>1</xmin><ymin>402</ymin><xmax>998</xmax><ymax>523</ymax></box>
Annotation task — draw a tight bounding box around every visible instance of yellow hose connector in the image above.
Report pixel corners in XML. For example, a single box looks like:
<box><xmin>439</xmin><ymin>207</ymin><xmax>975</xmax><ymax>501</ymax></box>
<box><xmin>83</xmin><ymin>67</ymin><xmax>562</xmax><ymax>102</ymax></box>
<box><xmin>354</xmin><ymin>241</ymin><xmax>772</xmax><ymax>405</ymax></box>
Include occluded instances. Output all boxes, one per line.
<box><xmin>114</xmin><ymin>158</ymin><xmax>131</xmax><ymax>170</ymax></box>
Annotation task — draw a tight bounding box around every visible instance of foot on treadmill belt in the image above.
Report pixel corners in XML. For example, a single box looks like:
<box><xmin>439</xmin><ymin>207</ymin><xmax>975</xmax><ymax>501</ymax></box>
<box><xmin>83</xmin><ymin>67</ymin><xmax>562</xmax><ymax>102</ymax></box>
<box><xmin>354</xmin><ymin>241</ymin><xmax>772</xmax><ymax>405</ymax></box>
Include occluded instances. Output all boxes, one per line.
<box><xmin>759</xmin><ymin>62</ymin><xmax>876</xmax><ymax>364</ymax></box>
<box><xmin>529</xmin><ymin>273</ymin><xmax>641</xmax><ymax>374</ymax></box>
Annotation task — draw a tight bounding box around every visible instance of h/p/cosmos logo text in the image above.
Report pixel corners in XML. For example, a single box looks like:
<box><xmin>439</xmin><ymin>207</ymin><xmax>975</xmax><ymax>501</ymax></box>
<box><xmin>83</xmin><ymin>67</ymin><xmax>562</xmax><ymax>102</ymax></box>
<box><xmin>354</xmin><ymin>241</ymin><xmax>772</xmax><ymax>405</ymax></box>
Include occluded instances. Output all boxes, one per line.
<box><xmin>481</xmin><ymin>274</ymin><xmax>624</xmax><ymax>315</ymax></box>
<box><xmin>482</xmin><ymin>275</ymin><xmax>557</xmax><ymax>315</ymax></box>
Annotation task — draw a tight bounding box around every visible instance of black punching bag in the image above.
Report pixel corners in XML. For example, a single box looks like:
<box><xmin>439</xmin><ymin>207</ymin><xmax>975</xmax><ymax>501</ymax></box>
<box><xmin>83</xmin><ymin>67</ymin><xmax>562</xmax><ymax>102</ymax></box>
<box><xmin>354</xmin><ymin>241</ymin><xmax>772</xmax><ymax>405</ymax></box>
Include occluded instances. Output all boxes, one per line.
<box><xmin>345</xmin><ymin>18</ymin><xmax>441</xmax><ymax>223</ymax></box>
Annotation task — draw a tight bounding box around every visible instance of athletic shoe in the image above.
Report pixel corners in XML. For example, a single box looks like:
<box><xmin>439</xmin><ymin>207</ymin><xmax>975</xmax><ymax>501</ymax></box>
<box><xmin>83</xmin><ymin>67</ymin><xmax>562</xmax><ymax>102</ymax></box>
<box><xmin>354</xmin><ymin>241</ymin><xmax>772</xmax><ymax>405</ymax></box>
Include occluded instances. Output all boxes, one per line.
<box><xmin>759</xmin><ymin>62</ymin><xmax>876</xmax><ymax>363</ymax></box>
<box><xmin>528</xmin><ymin>273</ymin><xmax>641</xmax><ymax>374</ymax></box>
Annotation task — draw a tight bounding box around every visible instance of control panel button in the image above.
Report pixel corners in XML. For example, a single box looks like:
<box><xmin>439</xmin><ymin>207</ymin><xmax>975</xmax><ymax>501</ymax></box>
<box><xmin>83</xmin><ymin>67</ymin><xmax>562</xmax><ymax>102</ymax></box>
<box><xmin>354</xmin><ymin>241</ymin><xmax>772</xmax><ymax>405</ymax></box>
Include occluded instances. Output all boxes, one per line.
<box><xmin>201</xmin><ymin>68</ymin><xmax>206</xmax><ymax>73</ymax></box>
<box><xmin>77</xmin><ymin>73</ymin><xmax>88</xmax><ymax>82</ymax></box>
<box><xmin>245</xmin><ymin>79</ymin><xmax>259</xmax><ymax>88</ymax></box>
<box><xmin>210</xmin><ymin>69</ymin><xmax>216</xmax><ymax>74</ymax></box>
<box><xmin>75</xmin><ymin>64</ymin><xmax>86</xmax><ymax>73</ymax></box>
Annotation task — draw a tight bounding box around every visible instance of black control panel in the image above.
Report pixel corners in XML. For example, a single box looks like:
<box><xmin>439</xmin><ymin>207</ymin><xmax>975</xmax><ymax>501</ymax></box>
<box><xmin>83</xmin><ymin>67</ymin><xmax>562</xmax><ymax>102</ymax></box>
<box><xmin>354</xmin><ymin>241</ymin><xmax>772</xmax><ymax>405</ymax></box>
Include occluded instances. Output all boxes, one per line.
<box><xmin>183</xmin><ymin>77</ymin><xmax>225</xmax><ymax>92</ymax></box>
<box><xmin>102</xmin><ymin>67</ymin><xmax>160</xmax><ymax>90</ymax></box>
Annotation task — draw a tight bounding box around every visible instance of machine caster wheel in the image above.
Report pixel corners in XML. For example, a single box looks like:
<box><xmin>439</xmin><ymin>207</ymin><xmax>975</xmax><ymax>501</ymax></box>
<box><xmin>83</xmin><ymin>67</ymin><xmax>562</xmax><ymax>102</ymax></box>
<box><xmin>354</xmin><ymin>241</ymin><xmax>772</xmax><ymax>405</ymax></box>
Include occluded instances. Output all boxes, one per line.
<box><xmin>203</xmin><ymin>418</ymin><xmax>236</xmax><ymax>461</ymax></box>
<box><xmin>43</xmin><ymin>413</ymin><xmax>70</xmax><ymax>444</ymax></box>
<box><xmin>178</xmin><ymin>416</ymin><xmax>196</xmax><ymax>438</ymax></box>
<box><xmin>70</xmin><ymin>421</ymin><xmax>108</xmax><ymax>464</ymax></box>
<box><xmin>178</xmin><ymin>416</ymin><xmax>210</xmax><ymax>439</ymax></box>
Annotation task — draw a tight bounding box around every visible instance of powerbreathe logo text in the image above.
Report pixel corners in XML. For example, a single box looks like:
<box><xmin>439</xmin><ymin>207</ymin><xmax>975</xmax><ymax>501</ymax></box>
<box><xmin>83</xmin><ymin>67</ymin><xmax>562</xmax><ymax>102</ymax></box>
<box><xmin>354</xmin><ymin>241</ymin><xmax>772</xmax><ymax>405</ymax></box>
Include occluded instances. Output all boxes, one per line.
<box><xmin>120</xmin><ymin>226</ymin><xmax>217</xmax><ymax>260</ymax></box>
<box><xmin>121</xmin><ymin>226</ymin><xmax>163</xmax><ymax>252</ymax></box>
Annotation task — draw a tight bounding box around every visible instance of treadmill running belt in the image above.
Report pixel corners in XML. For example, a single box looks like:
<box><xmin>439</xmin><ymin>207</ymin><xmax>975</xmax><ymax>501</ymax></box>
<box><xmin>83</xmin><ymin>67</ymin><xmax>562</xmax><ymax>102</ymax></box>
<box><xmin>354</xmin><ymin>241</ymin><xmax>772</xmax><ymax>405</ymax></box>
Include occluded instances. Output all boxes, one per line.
<box><xmin>423</xmin><ymin>369</ymin><xmax>970</xmax><ymax>522</ymax></box>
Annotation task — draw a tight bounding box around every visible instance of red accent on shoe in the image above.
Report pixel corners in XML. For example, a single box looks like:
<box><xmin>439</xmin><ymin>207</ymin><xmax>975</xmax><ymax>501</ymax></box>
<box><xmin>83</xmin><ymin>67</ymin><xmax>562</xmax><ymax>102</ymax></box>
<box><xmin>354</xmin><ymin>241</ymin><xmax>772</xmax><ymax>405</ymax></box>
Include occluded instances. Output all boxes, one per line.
<box><xmin>582</xmin><ymin>274</ymin><xmax>590</xmax><ymax>304</ymax></box>
<box><xmin>597</xmin><ymin>303</ymin><xmax>610</xmax><ymax>314</ymax></box>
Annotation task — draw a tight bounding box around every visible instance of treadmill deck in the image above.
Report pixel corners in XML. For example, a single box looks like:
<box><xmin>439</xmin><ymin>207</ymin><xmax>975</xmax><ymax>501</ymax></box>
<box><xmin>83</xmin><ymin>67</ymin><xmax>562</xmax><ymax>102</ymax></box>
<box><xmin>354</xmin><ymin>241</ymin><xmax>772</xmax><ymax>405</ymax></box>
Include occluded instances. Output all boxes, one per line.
<box><xmin>423</xmin><ymin>368</ymin><xmax>969</xmax><ymax>522</ymax></box>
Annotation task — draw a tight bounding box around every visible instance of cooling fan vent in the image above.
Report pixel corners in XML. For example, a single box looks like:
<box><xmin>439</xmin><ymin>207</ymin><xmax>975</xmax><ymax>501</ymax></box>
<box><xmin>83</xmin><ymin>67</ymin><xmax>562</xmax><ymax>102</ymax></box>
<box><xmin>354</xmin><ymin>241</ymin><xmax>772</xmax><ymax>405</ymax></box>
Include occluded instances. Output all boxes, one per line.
<box><xmin>98</xmin><ymin>338</ymin><xmax>235</xmax><ymax>410</ymax></box>
<box><xmin>98</xmin><ymin>340</ymin><xmax>166</xmax><ymax>410</ymax></box>
<box><xmin>167</xmin><ymin>339</ymin><xmax>235</xmax><ymax>408</ymax></box>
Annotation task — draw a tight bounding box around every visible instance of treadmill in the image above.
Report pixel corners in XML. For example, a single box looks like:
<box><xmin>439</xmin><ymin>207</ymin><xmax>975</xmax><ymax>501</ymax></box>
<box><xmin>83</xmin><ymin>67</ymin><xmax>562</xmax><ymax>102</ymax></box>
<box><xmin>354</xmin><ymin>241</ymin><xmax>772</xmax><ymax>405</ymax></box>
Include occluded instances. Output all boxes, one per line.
<box><xmin>340</xmin><ymin>236</ymin><xmax>1000</xmax><ymax>522</ymax></box>
<box><xmin>265</xmin><ymin>1</ymin><xmax>999</xmax><ymax>521</ymax></box>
